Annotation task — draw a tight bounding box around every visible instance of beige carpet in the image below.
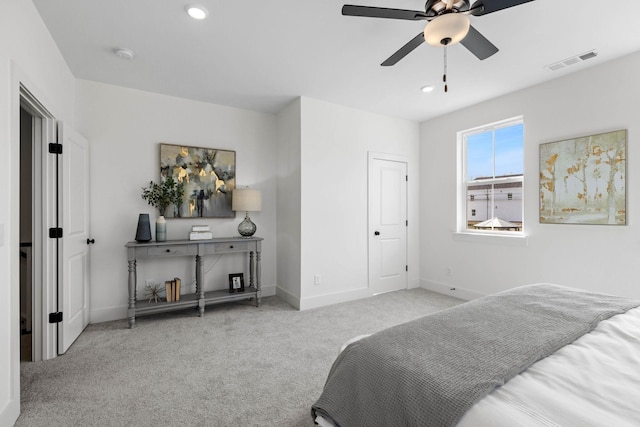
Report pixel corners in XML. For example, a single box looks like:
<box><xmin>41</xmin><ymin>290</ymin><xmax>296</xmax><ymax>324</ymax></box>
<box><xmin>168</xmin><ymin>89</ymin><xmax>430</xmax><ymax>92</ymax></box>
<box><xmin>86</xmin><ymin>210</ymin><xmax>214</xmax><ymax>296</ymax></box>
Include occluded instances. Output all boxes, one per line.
<box><xmin>17</xmin><ymin>288</ymin><xmax>463</xmax><ymax>427</ymax></box>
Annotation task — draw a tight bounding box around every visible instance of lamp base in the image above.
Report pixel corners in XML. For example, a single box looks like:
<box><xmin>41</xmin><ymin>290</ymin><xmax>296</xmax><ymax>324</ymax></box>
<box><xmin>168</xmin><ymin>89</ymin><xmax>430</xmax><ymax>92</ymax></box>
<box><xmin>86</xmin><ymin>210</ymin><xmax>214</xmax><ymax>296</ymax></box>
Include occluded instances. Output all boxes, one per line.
<box><xmin>237</xmin><ymin>212</ymin><xmax>257</xmax><ymax>237</ymax></box>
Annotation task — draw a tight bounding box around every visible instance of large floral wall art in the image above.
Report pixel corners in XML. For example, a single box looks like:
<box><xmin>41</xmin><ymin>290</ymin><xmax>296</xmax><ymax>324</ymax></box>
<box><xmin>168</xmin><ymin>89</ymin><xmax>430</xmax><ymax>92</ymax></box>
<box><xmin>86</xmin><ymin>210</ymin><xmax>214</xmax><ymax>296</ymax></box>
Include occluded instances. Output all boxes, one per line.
<box><xmin>160</xmin><ymin>143</ymin><xmax>236</xmax><ymax>218</ymax></box>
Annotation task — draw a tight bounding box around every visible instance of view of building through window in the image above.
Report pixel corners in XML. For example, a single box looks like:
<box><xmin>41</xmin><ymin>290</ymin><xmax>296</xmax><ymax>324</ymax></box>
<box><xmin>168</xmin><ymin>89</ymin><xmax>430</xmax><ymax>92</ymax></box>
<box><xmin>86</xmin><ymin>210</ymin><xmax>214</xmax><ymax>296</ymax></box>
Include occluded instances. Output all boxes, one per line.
<box><xmin>463</xmin><ymin>119</ymin><xmax>524</xmax><ymax>232</ymax></box>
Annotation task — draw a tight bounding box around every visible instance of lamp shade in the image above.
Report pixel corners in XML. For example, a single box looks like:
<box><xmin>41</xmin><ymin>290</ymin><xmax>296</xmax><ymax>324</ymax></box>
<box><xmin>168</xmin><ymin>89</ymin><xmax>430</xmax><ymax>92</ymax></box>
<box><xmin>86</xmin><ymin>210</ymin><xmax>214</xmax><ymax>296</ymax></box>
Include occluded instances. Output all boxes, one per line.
<box><xmin>423</xmin><ymin>13</ymin><xmax>470</xmax><ymax>46</ymax></box>
<box><xmin>232</xmin><ymin>188</ymin><xmax>262</xmax><ymax>212</ymax></box>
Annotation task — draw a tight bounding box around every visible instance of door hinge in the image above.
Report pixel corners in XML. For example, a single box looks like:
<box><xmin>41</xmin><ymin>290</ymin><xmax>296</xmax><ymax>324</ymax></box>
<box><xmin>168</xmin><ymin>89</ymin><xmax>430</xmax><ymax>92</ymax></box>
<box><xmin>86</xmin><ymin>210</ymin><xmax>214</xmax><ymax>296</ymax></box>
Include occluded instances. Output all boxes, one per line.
<box><xmin>406</xmin><ymin>265</ymin><xmax>408</xmax><ymax>272</ymax></box>
<box><xmin>48</xmin><ymin>142</ymin><xmax>63</xmax><ymax>155</ymax></box>
<box><xmin>49</xmin><ymin>227</ymin><xmax>63</xmax><ymax>238</ymax></box>
<box><xmin>406</xmin><ymin>175</ymin><xmax>408</xmax><ymax>181</ymax></box>
<box><xmin>49</xmin><ymin>312</ymin><xmax>63</xmax><ymax>323</ymax></box>
<box><xmin>406</xmin><ymin>220</ymin><xmax>408</xmax><ymax>226</ymax></box>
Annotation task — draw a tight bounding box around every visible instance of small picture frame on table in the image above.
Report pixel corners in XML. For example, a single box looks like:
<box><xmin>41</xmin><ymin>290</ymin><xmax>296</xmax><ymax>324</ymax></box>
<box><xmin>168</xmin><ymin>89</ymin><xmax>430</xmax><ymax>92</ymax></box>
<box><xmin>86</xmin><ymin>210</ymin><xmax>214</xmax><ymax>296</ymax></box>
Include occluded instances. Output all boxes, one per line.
<box><xmin>228</xmin><ymin>273</ymin><xmax>245</xmax><ymax>293</ymax></box>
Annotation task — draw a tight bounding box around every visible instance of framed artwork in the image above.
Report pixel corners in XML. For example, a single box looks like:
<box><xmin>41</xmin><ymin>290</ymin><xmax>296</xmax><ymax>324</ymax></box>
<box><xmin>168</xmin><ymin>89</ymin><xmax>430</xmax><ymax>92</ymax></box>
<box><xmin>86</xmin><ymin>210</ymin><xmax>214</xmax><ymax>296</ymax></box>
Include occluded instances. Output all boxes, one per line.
<box><xmin>539</xmin><ymin>129</ymin><xmax>626</xmax><ymax>225</ymax></box>
<box><xmin>228</xmin><ymin>273</ymin><xmax>245</xmax><ymax>293</ymax></box>
<box><xmin>160</xmin><ymin>143</ymin><xmax>236</xmax><ymax>218</ymax></box>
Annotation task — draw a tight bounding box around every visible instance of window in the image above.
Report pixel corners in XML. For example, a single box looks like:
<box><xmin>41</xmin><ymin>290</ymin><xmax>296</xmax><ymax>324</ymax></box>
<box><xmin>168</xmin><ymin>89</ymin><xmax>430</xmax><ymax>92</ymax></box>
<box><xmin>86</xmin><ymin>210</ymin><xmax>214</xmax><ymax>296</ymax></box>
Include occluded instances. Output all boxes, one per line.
<box><xmin>460</xmin><ymin>117</ymin><xmax>524</xmax><ymax>233</ymax></box>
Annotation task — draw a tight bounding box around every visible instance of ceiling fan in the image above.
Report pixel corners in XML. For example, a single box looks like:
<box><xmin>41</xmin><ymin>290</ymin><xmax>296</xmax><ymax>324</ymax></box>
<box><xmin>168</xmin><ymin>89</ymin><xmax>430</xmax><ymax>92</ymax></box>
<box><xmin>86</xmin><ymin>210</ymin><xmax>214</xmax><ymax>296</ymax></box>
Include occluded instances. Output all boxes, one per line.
<box><xmin>342</xmin><ymin>0</ymin><xmax>535</xmax><ymax>67</ymax></box>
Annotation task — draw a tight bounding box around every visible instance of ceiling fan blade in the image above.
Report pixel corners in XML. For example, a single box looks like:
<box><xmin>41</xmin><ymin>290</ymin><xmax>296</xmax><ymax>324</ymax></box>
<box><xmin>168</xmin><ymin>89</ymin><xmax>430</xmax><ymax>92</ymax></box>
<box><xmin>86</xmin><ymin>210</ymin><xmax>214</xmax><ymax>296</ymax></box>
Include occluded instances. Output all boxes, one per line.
<box><xmin>470</xmin><ymin>0</ymin><xmax>534</xmax><ymax>16</ymax></box>
<box><xmin>381</xmin><ymin>33</ymin><xmax>425</xmax><ymax>66</ymax></box>
<box><xmin>342</xmin><ymin>5</ymin><xmax>428</xmax><ymax>20</ymax></box>
<box><xmin>460</xmin><ymin>25</ymin><xmax>498</xmax><ymax>60</ymax></box>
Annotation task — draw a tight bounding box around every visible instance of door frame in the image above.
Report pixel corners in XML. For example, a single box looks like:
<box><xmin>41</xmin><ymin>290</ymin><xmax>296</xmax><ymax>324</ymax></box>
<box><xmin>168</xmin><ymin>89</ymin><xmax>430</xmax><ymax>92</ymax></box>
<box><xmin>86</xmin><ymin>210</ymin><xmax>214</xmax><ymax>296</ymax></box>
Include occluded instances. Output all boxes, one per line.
<box><xmin>7</xmin><ymin>62</ymin><xmax>63</xmax><ymax>425</ymax></box>
<box><xmin>19</xmin><ymin>84</ymin><xmax>58</xmax><ymax>361</ymax></box>
<box><xmin>367</xmin><ymin>151</ymin><xmax>409</xmax><ymax>293</ymax></box>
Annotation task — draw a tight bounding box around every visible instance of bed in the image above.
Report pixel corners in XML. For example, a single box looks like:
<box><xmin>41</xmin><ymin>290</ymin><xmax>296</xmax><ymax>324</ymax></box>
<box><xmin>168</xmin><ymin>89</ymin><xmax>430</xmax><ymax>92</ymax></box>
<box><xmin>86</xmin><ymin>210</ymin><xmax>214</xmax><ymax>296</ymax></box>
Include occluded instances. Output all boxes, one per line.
<box><xmin>311</xmin><ymin>283</ymin><xmax>640</xmax><ymax>426</ymax></box>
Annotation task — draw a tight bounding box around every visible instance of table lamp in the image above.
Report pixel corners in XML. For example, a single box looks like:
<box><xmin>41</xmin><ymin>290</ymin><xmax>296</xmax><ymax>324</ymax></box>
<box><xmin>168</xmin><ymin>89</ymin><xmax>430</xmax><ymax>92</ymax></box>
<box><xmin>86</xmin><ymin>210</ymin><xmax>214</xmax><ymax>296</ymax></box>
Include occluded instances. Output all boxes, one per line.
<box><xmin>232</xmin><ymin>188</ymin><xmax>262</xmax><ymax>237</ymax></box>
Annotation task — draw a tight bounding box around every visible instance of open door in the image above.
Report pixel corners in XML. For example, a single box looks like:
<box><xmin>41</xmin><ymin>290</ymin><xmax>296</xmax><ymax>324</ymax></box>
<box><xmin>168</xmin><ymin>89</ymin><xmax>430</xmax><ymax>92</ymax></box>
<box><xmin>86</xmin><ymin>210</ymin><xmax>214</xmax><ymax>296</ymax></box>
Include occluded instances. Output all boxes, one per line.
<box><xmin>58</xmin><ymin>122</ymin><xmax>90</xmax><ymax>354</ymax></box>
<box><xmin>368</xmin><ymin>153</ymin><xmax>408</xmax><ymax>294</ymax></box>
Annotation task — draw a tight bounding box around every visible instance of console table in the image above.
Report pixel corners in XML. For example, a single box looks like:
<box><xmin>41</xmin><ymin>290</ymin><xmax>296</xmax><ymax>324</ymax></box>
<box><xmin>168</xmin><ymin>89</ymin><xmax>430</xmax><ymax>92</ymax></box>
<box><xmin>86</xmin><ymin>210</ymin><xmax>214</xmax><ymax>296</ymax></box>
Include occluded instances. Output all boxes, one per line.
<box><xmin>125</xmin><ymin>237</ymin><xmax>262</xmax><ymax>328</ymax></box>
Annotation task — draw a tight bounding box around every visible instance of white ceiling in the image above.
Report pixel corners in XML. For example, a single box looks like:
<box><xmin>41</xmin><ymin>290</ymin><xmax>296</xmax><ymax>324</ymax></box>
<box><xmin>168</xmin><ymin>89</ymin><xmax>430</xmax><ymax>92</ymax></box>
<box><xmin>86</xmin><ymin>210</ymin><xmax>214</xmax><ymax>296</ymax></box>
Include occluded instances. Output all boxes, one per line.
<box><xmin>32</xmin><ymin>0</ymin><xmax>640</xmax><ymax>122</ymax></box>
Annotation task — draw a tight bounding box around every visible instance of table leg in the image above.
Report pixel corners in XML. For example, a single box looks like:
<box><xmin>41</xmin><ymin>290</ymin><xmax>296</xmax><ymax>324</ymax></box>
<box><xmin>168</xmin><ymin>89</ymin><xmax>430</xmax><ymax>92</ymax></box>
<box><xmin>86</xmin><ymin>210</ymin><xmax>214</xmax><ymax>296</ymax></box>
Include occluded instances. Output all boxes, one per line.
<box><xmin>249</xmin><ymin>251</ymin><xmax>255</xmax><ymax>289</ymax></box>
<box><xmin>196</xmin><ymin>254</ymin><xmax>205</xmax><ymax>316</ymax></box>
<box><xmin>127</xmin><ymin>259</ymin><xmax>137</xmax><ymax>328</ymax></box>
<box><xmin>256</xmin><ymin>249</ymin><xmax>261</xmax><ymax>306</ymax></box>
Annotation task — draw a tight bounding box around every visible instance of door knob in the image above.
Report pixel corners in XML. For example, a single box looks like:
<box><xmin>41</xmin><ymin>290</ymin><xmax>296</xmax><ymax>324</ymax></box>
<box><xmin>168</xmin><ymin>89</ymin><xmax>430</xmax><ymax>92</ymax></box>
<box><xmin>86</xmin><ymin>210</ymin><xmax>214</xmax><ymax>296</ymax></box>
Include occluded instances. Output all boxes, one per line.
<box><xmin>86</xmin><ymin>238</ymin><xmax>95</xmax><ymax>245</ymax></box>
<box><xmin>374</xmin><ymin>231</ymin><xmax>380</xmax><ymax>236</ymax></box>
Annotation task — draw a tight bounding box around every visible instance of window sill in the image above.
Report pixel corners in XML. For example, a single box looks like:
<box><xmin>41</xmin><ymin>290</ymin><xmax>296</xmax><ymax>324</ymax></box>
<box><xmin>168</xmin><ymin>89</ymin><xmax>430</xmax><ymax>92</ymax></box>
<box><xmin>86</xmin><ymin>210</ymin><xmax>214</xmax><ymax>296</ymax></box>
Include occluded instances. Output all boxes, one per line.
<box><xmin>452</xmin><ymin>231</ymin><xmax>528</xmax><ymax>247</ymax></box>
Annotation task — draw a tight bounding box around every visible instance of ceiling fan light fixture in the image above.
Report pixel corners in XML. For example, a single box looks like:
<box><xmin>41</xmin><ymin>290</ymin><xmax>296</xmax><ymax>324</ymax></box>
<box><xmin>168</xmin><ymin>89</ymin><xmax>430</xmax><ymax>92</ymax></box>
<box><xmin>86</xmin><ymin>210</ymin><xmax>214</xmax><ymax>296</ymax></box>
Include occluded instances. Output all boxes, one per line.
<box><xmin>424</xmin><ymin>13</ymin><xmax>470</xmax><ymax>46</ymax></box>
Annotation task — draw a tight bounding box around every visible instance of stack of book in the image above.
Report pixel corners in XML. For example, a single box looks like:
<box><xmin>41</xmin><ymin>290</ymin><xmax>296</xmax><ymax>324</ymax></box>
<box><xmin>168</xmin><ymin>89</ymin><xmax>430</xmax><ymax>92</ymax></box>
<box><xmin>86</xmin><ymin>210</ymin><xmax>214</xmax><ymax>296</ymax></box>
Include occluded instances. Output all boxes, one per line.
<box><xmin>189</xmin><ymin>225</ymin><xmax>212</xmax><ymax>240</ymax></box>
<box><xmin>165</xmin><ymin>277</ymin><xmax>181</xmax><ymax>302</ymax></box>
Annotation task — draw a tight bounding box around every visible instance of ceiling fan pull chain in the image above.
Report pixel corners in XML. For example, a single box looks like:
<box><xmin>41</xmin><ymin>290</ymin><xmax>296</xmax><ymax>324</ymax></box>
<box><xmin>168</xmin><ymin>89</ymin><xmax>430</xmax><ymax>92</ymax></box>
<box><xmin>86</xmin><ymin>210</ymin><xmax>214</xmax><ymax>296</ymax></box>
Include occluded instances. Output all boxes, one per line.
<box><xmin>443</xmin><ymin>45</ymin><xmax>448</xmax><ymax>93</ymax></box>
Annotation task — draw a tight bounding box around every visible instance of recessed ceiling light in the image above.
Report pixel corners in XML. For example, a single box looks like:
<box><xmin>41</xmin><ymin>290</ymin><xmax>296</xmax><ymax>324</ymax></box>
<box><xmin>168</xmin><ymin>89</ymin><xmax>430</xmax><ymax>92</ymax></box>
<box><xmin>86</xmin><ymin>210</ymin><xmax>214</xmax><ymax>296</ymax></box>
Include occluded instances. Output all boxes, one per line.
<box><xmin>114</xmin><ymin>48</ymin><xmax>135</xmax><ymax>60</ymax></box>
<box><xmin>186</xmin><ymin>5</ymin><xmax>208</xmax><ymax>20</ymax></box>
<box><xmin>421</xmin><ymin>85</ymin><xmax>435</xmax><ymax>93</ymax></box>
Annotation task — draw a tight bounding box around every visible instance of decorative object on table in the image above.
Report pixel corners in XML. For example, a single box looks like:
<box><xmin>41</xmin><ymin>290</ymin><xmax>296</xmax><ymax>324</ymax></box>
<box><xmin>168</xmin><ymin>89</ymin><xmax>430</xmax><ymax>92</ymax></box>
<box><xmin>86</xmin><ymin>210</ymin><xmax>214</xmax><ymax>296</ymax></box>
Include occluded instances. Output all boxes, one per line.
<box><xmin>228</xmin><ymin>273</ymin><xmax>245</xmax><ymax>293</ymax></box>
<box><xmin>165</xmin><ymin>280</ymin><xmax>173</xmax><ymax>302</ymax></box>
<box><xmin>232</xmin><ymin>187</ymin><xmax>262</xmax><ymax>237</ymax></box>
<box><xmin>173</xmin><ymin>277</ymin><xmax>181</xmax><ymax>301</ymax></box>
<box><xmin>539</xmin><ymin>129</ymin><xmax>626</xmax><ymax>225</ymax></box>
<box><xmin>164</xmin><ymin>277</ymin><xmax>182</xmax><ymax>302</ymax></box>
<box><xmin>141</xmin><ymin>176</ymin><xmax>184</xmax><ymax>216</ymax></box>
<box><xmin>143</xmin><ymin>282</ymin><xmax>164</xmax><ymax>303</ymax></box>
<box><xmin>156</xmin><ymin>215</ymin><xmax>166</xmax><ymax>242</ymax></box>
<box><xmin>135</xmin><ymin>213</ymin><xmax>152</xmax><ymax>242</ymax></box>
<box><xmin>141</xmin><ymin>176</ymin><xmax>184</xmax><ymax>241</ymax></box>
<box><xmin>189</xmin><ymin>224</ymin><xmax>213</xmax><ymax>240</ymax></box>
<box><xmin>159</xmin><ymin>143</ymin><xmax>236</xmax><ymax>218</ymax></box>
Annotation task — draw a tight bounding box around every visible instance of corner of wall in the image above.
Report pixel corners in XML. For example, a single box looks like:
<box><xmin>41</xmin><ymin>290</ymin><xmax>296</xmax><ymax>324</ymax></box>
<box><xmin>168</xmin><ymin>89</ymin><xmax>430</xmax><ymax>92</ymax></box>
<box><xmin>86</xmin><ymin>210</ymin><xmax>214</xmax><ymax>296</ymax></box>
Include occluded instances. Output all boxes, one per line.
<box><xmin>276</xmin><ymin>285</ymin><xmax>301</xmax><ymax>310</ymax></box>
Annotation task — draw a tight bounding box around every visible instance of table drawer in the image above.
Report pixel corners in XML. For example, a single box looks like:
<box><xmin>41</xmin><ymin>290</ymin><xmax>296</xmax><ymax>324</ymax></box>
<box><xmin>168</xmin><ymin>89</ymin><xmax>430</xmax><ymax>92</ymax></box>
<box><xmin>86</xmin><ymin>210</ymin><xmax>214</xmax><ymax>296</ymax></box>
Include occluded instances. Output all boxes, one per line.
<box><xmin>204</xmin><ymin>241</ymin><xmax>250</xmax><ymax>254</ymax></box>
<box><xmin>145</xmin><ymin>245</ymin><xmax>198</xmax><ymax>257</ymax></box>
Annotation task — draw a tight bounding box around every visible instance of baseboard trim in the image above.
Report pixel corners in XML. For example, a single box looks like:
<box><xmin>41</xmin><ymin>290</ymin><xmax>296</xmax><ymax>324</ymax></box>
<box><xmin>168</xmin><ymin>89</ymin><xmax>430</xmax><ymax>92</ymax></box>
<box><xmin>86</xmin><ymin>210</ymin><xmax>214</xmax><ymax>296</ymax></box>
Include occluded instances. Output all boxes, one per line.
<box><xmin>0</xmin><ymin>398</ymin><xmax>19</xmax><ymax>427</ymax></box>
<box><xmin>90</xmin><ymin>305</ymin><xmax>127</xmax><ymax>323</ymax></box>
<box><xmin>299</xmin><ymin>288</ymin><xmax>372</xmax><ymax>311</ymax></box>
<box><xmin>259</xmin><ymin>284</ymin><xmax>276</xmax><ymax>298</ymax></box>
<box><xmin>275</xmin><ymin>286</ymin><xmax>301</xmax><ymax>310</ymax></box>
<box><xmin>420</xmin><ymin>279</ymin><xmax>485</xmax><ymax>301</ymax></box>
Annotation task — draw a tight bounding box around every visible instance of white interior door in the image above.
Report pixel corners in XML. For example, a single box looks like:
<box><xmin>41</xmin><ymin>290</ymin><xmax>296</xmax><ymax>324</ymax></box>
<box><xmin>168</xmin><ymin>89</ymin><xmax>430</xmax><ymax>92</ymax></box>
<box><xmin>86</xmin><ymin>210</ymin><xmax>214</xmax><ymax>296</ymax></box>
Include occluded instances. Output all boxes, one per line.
<box><xmin>59</xmin><ymin>123</ymin><xmax>90</xmax><ymax>354</ymax></box>
<box><xmin>368</xmin><ymin>154</ymin><xmax>407</xmax><ymax>294</ymax></box>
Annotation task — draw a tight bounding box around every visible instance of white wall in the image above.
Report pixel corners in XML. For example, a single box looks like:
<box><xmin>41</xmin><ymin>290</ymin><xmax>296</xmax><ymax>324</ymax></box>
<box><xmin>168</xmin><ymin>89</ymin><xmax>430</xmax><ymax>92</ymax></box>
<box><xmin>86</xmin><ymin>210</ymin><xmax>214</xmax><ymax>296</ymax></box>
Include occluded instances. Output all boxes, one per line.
<box><xmin>74</xmin><ymin>80</ymin><xmax>278</xmax><ymax>323</ymax></box>
<box><xmin>299</xmin><ymin>97</ymin><xmax>420</xmax><ymax>309</ymax></box>
<box><xmin>275</xmin><ymin>99</ymin><xmax>302</xmax><ymax>307</ymax></box>
<box><xmin>420</xmin><ymin>51</ymin><xmax>640</xmax><ymax>300</ymax></box>
<box><xmin>0</xmin><ymin>0</ymin><xmax>76</xmax><ymax>424</ymax></box>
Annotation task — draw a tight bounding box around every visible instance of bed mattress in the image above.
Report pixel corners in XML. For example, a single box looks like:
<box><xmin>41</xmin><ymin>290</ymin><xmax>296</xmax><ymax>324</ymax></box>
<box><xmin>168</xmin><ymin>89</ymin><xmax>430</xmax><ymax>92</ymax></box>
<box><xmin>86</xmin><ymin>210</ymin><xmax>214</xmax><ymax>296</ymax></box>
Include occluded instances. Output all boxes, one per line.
<box><xmin>457</xmin><ymin>306</ymin><xmax>640</xmax><ymax>427</ymax></box>
<box><xmin>315</xmin><ymin>303</ymin><xmax>640</xmax><ymax>427</ymax></box>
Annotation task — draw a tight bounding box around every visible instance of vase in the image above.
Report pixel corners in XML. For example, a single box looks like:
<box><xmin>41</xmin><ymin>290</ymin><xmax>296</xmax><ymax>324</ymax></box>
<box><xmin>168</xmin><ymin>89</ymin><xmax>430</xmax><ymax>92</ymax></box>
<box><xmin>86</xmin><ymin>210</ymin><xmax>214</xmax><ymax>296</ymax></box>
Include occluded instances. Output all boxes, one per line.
<box><xmin>156</xmin><ymin>215</ymin><xmax>166</xmax><ymax>242</ymax></box>
<box><xmin>237</xmin><ymin>212</ymin><xmax>257</xmax><ymax>237</ymax></box>
<box><xmin>135</xmin><ymin>214</ymin><xmax>152</xmax><ymax>242</ymax></box>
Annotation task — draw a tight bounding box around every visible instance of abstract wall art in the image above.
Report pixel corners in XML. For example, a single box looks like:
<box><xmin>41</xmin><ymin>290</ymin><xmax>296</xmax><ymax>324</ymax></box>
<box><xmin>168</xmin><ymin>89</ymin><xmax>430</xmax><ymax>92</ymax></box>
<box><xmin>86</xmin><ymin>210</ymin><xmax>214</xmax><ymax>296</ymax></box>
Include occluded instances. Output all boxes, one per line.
<box><xmin>539</xmin><ymin>129</ymin><xmax>626</xmax><ymax>225</ymax></box>
<box><xmin>160</xmin><ymin>143</ymin><xmax>236</xmax><ymax>218</ymax></box>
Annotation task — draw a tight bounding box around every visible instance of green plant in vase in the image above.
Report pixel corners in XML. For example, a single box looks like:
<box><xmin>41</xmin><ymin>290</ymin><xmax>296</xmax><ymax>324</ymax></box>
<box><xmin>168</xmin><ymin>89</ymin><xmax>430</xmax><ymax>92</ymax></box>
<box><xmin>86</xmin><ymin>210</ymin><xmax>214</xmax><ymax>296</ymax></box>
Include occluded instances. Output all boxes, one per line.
<box><xmin>141</xmin><ymin>177</ymin><xmax>184</xmax><ymax>241</ymax></box>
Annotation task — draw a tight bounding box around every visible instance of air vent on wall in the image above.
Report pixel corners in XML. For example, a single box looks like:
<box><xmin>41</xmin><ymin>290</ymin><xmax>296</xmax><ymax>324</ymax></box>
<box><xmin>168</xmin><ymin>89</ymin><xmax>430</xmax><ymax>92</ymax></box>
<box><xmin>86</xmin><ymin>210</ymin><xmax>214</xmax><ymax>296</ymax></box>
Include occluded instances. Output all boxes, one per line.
<box><xmin>545</xmin><ymin>50</ymin><xmax>598</xmax><ymax>72</ymax></box>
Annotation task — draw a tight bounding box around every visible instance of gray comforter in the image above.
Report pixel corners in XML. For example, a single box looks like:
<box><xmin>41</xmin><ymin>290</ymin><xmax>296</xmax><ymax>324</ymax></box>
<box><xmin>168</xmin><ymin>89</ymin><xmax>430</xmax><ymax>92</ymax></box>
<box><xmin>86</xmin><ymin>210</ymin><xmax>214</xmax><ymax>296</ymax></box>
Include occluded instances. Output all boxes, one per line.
<box><xmin>311</xmin><ymin>284</ymin><xmax>640</xmax><ymax>427</ymax></box>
